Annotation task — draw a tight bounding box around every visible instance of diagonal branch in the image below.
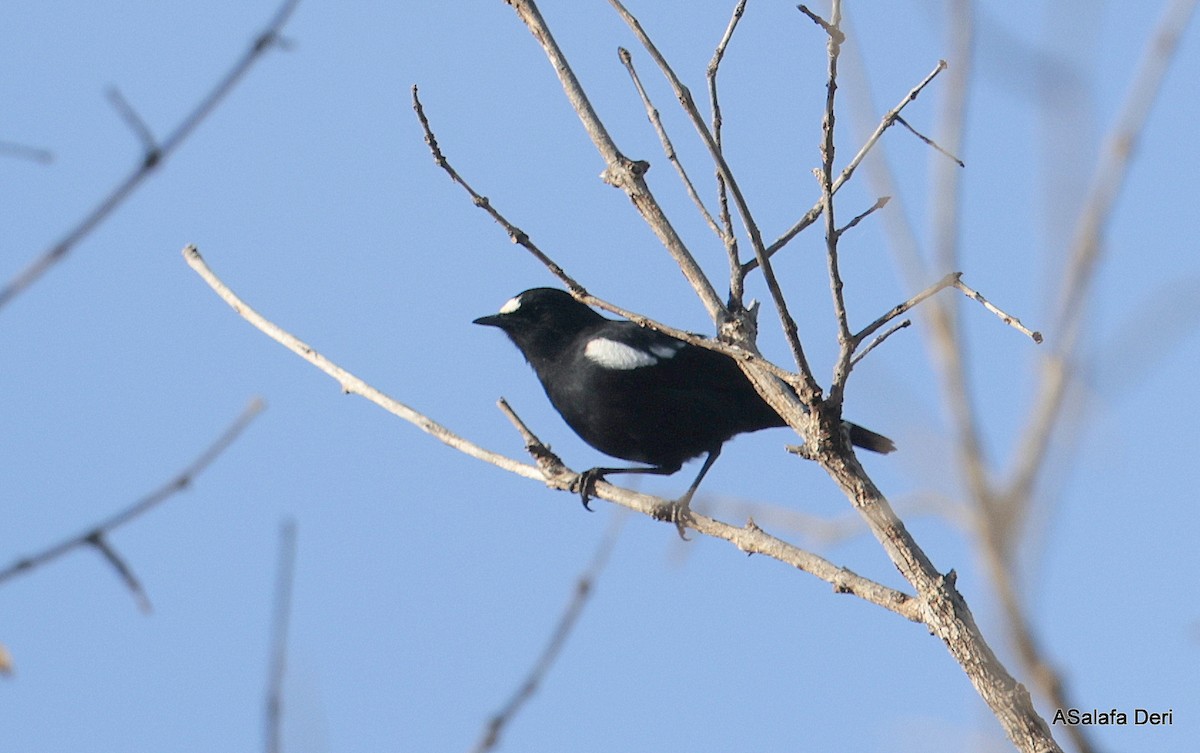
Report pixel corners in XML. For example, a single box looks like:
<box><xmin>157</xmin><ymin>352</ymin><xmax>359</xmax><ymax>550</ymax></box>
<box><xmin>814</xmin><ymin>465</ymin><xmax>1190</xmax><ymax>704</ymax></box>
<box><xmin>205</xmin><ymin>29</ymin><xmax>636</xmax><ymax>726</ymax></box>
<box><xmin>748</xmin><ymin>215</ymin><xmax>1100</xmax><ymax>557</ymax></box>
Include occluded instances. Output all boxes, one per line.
<box><xmin>182</xmin><ymin>244</ymin><xmax>921</xmax><ymax>622</ymax></box>
<box><xmin>412</xmin><ymin>89</ymin><xmax>803</xmax><ymax>387</ymax></box>
<box><xmin>617</xmin><ymin>48</ymin><xmax>724</xmax><ymax>240</ymax></box>
<box><xmin>470</xmin><ymin>512</ymin><xmax>624</xmax><ymax>753</ymax></box>
<box><xmin>0</xmin><ymin>0</ymin><xmax>302</xmax><ymax>313</ymax></box>
<box><xmin>607</xmin><ymin>0</ymin><xmax>819</xmax><ymax>397</ymax></box>
<box><xmin>0</xmin><ymin>397</ymin><xmax>265</xmax><ymax>596</ymax></box>
<box><xmin>502</xmin><ymin>0</ymin><xmax>725</xmax><ymax>321</ymax></box>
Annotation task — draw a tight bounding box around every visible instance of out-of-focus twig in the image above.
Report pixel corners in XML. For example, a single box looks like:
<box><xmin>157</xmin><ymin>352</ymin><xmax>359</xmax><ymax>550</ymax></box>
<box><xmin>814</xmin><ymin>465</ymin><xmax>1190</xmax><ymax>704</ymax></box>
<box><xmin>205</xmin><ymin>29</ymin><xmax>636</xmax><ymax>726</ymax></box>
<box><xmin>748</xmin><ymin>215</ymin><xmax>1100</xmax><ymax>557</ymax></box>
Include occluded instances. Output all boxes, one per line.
<box><xmin>470</xmin><ymin>513</ymin><xmax>625</xmax><ymax>753</ymax></box>
<box><xmin>265</xmin><ymin>520</ymin><xmax>297</xmax><ymax>753</ymax></box>
<box><xmin>0</xmin><ymin>0</ymin><xmax>302</xmax><ymax>312</ymax></box>
<box><xmin>0</xmin><ymin>398</ymin><xmax>266</xmax><ymax>607</ymax></box>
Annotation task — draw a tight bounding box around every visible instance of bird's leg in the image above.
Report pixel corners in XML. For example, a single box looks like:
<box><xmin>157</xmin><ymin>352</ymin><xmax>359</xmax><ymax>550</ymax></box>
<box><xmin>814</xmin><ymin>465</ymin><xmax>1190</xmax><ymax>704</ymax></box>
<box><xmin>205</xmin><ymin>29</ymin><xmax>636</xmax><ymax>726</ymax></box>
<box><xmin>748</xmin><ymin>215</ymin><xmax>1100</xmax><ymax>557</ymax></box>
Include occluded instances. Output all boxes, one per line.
<box><xmin>575</xmin><ymin>463</ymin><xmax>680</xmax><ymax>511</ymax></box>
<box><xmin>657</xmin><ymin>448</ymin><xmax>722</xmax><ymax>541</ymax></box>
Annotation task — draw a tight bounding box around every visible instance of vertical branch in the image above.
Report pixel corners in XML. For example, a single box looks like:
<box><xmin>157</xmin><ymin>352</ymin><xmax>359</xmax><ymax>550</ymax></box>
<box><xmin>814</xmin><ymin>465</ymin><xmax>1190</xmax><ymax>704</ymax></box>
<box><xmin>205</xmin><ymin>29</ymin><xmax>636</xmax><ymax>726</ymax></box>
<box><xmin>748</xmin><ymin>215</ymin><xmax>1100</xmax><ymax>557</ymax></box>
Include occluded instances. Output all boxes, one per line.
<box><xmin>608</xmin><ymin>0</ymin><xmax>820</xmax><ymax>397</ymax></box>
<box><xmin>707</xmin><ymin>0</ymin><xmax>749</xmax><ymax>306</ymax></box>
<box><xmin>265</xmin><ymin>520</ymin><xmax>298</xmax><ymax>753</ymax></box>
<box><xmin>804</xmin><ymin>2</ymin><xmax>855</xmax><ymax>408</ymax></box>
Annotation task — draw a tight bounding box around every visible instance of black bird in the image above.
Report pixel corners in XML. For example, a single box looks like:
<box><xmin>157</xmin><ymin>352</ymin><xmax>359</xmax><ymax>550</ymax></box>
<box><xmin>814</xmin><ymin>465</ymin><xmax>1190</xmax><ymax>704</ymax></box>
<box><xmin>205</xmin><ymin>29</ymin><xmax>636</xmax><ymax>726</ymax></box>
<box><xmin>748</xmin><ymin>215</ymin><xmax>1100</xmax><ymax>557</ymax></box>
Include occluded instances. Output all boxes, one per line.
<box><xmin>474</xmin><ymin>288</ymin><xmax>894</xmax><ymax>528</ymax></box>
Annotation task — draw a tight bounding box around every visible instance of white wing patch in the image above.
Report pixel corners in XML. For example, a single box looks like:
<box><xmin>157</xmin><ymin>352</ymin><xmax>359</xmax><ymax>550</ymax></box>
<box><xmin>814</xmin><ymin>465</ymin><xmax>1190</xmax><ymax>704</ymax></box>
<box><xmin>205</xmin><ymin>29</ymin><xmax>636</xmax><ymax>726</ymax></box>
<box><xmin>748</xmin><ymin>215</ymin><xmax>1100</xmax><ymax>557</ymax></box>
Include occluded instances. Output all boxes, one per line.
<box><xmin>584</xmin><ymin>337</ymin><xmax>659</xmax><ymax>370</ymax></box>
<box><xmin>498</xmin><ymin>295</ymin><xmax>522</xmax><ymax>314</ymax></box>
<box><xmin>649</xmin><ymin>342</ymin><xmax>684</xmax><ymax>359</ymax></box>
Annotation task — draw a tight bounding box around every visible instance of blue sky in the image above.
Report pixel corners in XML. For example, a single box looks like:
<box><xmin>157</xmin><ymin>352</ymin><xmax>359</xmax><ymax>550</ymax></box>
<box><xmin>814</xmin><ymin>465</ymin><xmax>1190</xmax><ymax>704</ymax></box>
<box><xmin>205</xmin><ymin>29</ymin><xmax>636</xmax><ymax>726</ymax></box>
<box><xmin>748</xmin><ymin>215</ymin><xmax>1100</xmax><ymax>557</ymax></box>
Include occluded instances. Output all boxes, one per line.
<box><xmin>2</xmin><ymin>2</ymin><xmax>1197</xmax><ymax>752</ymax></box>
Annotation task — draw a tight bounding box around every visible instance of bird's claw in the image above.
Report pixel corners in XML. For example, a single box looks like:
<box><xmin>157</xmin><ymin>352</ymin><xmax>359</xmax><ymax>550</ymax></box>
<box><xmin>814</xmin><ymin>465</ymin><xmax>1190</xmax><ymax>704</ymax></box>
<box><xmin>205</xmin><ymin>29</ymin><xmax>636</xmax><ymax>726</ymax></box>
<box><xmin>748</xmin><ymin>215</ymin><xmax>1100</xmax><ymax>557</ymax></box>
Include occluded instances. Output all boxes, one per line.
<box><xmin>652</xmin><ymin>498</ymin><xmax>693</xmax><ymax>541</ymax></box>
<box><xmin>575</xmin><ymin>468</ymin><xmax>604</xmax><ymax>511</ymax></box>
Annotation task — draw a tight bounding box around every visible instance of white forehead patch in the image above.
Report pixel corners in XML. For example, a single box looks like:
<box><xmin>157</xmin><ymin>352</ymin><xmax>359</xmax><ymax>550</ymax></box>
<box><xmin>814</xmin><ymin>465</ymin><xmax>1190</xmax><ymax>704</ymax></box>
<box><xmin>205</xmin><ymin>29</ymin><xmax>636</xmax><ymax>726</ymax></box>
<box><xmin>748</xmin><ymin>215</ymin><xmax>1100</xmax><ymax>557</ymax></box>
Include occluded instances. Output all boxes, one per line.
<box><xmin>584</xmin><ymin>337</ymin><xmax>658</xmax><ymax>370</ymax></box>
<box><xmin>498</xmin><ymin>295</ymin><xmax>522</xmax><ymax>315</ymax></box>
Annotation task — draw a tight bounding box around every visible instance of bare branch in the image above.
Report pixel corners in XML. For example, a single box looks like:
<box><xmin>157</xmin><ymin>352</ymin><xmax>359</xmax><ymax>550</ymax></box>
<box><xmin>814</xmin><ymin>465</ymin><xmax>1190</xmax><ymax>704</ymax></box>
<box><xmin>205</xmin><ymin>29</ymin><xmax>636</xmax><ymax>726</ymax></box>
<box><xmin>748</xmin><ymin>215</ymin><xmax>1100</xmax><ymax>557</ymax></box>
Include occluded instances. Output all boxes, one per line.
<box><xmin>470</xmin><ymin>513</ymin><xmax>624</xmax><ymax>753</ymax></box>
<box><xmin>813</xmin><ymin>1</ymin><xmax>855</xmax><ymax>409</ymax></box>
<box><xmin>0</xmin><ymin>397</ymin><xmax>265</xmax><ymax>592</ymax></box>
<box><xmin>607</xmin><ymin>0</ymin><xmax>820</xmax><ymax>396</ymax></box>
<box><xmin>411</xmin><ymin>92</ymin><xmax>802</xmax><ymax>386</ymax></box>
<box><xmin>106</xmin><ymin>86</ymin><xmax>159</xmax><ymax>159</ymax></box>
<box><xmin>411</xmin><ymin>86</ymin><xmax>583</xmax><ymax>294</ymax></box>
<box><xmin>617</xmin><ymin>48</ymin><xmax>724</xmax><ymax>239</ymax></box>
<box><xmin>797</xmin><ymin>4</ymin><xmax>844</xmax><ymax>43</ymax></box>
<box><xmin>183</xmin><ymin>245</ymin><xmax>543</xmax><ymax>484</ymax></box>
<box><xmin>894</xmin><ymin>114</ymin><xmax>964</xmax><ymax>167</ymax></box>
<box><xmin>836</xmin><ymin>195</ymin><xmax>890</xmax><ymax>237</ymax></box>
<box><xmin>1009</xmin><ymin>0</ymin><xmax>1198</xmax><ymax>509</ymax></box>
<box><xmin>265</xmin><ymin>520</ymin><xmax>297</xmax><ymax>753</ymax></box>
<box><xmin>849</xmin><ymin>319</ymin><xmax>910</xmax><ymax>368</ymax></box>
<box><xmin>953</xmin><ymin>277</ymin><xmax>1043</xmax><ymax>344</ymax></box>
<box><xmin>502</xmin><ymin>0</ymin><xmax>726</xmax><ymax>320</ymax></box>
<box><xmin>87</xmin><ymin>532</ymin><xmax>151</xmax><ymax>613</ymax></box>
<box><xmin>182</xmin><ymin>245</ymin><xmax>920</xmax><ymax>620</ymax></box>
<box><xmin>706</xmin><ymin>0</ymin><xmax>749</xmax><ymax>305</ymax></box>
<box><xmin>854</xmin><ymin>272</ymin><xmax>961</xmax><ymax>346</ymax></box>
<box><xmin>0</xmin><ymin>0</ymin><xmax>302</xmax><ymax>313</ymax></box>
<box><xmin>0</xmin><ymin>140</ymin><xmax>54</xmax><ymax>164</ymax></box>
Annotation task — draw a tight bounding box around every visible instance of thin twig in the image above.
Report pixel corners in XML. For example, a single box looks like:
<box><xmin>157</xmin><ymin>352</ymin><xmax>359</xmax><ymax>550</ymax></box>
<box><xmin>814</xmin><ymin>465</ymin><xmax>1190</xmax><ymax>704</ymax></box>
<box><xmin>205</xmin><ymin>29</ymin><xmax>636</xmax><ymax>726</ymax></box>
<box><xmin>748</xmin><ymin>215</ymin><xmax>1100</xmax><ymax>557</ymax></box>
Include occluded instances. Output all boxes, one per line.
<box><xmin>411</xmin><ymin>86</ymin><xmax>582</xmax><ymax>295</ymax></box>
<box><xmin>265</xmin><ymin>520</ymin><xmax>297</xmax><ymax>753</ymax></box>
<box><xmin>853</xmin><ymin>272</ymin><xmax>961</xmax><ymax>346</ymax></box>
<box><xmin>0</xmin><ymin>140</ymin><xmax>54</xmax><ymax>164</ymax></box>
<box><xmin>617</xmin><ymin>49</ymin><xmax>723</xmax><ymax>238</ymax></box>
<box><xmin>183</xmin><ymin>245</ymin><xmax>545</xmax><ymax>483</ymax></box>
<box><xmin>470</xmin><ymin>513</ymin><xmax>625</xmax><ymax>753</ymax></box>
<box><xmin>0</xmin><ymin>0</ymin><xmax>302</xmax><ymax>313</ymax></box>
<box><xmin>106</xmin><ymin>86</ymin><xmax>159</xmax><ymax>157</ymax></box>
<box><xmin>183</xmin><ymin>246</ymin><xmax>920</xmax><ymax>621</ymax></box>
<box><xmin>953</xmin><ymin>277</ymin><xmax>1043</xmax><ymax>344</ymax></box>
<box><xmin>836</xmin><ymin>196</ymin><xmax>890</xmax><ymax>237</ymax></box>
<box><xmin>813</xmin><ymin>1</ymin><xmax>856</xmax><ymax>409</ymax></box>
<box><xmin>707</xmin><ymin>0</ymin><xmax>748</xmax><ymax>305</ymax></box>
<box><xmin>0</xmin><ymin>398</ymin><xmax>266</xmax><ymax>598</ymax></box>
<box><xmin>894</xmin><ymin>114</ymin><xmax>964</xmax><ymax>167</ymax></box>
<box><xmin>412</xmin><ymin>89</ymin><xmax>801</xmax><ymax>386</ymax></box>
<box><xmin>849</xmin><ymin>319</ymin><xmax>910</xmax><ymax>367</ymax></box>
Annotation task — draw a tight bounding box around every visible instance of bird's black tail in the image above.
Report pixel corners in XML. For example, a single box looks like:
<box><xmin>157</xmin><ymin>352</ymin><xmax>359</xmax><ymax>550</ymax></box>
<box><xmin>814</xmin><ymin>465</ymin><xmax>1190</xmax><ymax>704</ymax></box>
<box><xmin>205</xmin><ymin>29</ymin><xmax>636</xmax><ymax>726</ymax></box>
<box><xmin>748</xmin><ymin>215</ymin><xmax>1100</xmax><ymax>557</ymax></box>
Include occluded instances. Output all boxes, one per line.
<box><xmin>846</xmin><ymin>422</ymin><xmax>896</xmax><ymax>454</ymax></box>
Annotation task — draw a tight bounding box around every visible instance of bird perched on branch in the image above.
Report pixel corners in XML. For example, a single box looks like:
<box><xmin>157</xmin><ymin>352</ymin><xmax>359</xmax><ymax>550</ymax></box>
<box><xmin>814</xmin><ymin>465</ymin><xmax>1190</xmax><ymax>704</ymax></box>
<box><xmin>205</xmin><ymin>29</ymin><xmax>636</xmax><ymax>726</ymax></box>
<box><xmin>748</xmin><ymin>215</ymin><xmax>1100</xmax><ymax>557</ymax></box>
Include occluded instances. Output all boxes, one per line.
<box><xmin>474</xmin><ymin>288</ymin><xmax>894</xmax><ymax>533</ymax></box>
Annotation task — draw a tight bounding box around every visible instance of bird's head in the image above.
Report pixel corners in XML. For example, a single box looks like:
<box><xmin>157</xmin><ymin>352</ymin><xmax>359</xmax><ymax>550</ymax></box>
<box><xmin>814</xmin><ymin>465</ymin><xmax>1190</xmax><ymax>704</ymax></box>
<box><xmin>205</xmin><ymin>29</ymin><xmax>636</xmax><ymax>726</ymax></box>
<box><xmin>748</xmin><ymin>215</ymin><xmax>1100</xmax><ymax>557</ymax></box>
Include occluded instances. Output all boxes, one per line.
<box><xmin>473</xmin><ymin>288</ymin><xmax>605</xmax><ymax>363</ymax></box>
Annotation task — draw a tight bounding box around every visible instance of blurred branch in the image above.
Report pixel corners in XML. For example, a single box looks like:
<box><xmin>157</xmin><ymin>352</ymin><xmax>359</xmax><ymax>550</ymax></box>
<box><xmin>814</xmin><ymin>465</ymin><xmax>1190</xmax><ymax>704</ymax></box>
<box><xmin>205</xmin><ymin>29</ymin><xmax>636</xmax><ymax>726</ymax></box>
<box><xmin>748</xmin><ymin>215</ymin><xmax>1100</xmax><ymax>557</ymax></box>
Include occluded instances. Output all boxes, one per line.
<box><xmin>470</xmin><ymin>512</ymin><xmax>625</xmax><ymax>753</ymax></box>
<box><xmin>0</xmin><ymin>140</ymin><xmax>54</xmax><ymax>164</ymax></box>
<box><xmin>182</xmin><ymin>245</ymin><xmax>922</xmax><ymax>621</ymax></box>
<box><xmin>1007</xmin><ymin>0</ymin><xmax>1199</xmax><ymax>519</ymax></box>
<box><xmin>265</xmin><ymin>520</ymin><xmax>297</xmax><ymax>753</ymax></box>
<box><xmin>0</xmin><ymin>0</ymin><xmax>302</xmax><ymax>313</ymax></box>
<box><xmin>0</xmin><ymin>398</ymin><xmax>265</xmax><ymax>606</ymax></box>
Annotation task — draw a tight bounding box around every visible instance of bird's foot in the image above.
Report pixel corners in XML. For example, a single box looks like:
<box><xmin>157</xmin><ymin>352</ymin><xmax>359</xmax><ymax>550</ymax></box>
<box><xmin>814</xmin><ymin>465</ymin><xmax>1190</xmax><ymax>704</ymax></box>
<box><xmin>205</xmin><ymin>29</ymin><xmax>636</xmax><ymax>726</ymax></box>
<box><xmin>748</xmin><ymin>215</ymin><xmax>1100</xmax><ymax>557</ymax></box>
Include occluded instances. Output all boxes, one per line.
<box><xmin>652</xmin><ymin>497</ymin><xmax>694</xmax><ymax>541</ymax></box>
<box><xmin>574</xmin><ymin>468</ymin><xmax>606</xmax><ymax>511</ymax></box>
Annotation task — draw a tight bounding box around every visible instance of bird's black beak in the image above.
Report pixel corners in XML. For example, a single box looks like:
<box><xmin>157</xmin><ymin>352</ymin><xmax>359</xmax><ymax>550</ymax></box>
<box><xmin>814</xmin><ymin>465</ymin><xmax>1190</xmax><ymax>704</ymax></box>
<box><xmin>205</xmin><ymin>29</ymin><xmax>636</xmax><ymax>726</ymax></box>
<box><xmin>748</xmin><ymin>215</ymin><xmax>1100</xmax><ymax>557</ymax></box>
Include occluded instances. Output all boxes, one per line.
<box><xmin>472</xmin><ymin>314</ymin><xmax>505</xmax><ymax>328</ymax></box>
